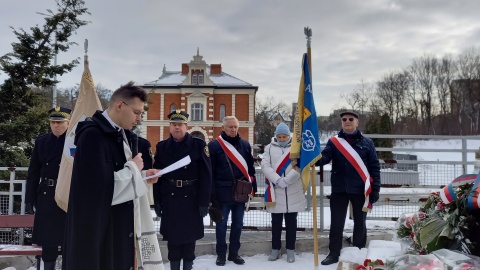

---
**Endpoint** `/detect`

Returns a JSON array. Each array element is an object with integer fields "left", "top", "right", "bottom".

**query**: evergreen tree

[
  {"left": 0, "top": 0, "right": 90, "bottom": 167},
  {"left": 365, "top": 113, "right": 393, "bottom": 160},
  {"left": 377, "top": 113, "right": 393, "bottom": 160}
]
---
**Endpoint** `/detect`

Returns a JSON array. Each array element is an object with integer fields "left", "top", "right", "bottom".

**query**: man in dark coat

[
  {"left": 25, "top": 106, "right": 72, "bottom": 270},
  {"left": 137, "top": 135, "right": 155, "bottom": 206},
  {"left": 316, "top": 111, "right": 381, "bottom": 265},
  {"left": 152, "top": 109, "right": 212, "bottom": 270},
  {"left": 208, "top": 116, "right": 257, "bottom": 266},
  {"left": 62, "top": 82, "right": 160, "bottom": 270},
  {"left": 138, "top": 136, "right": 153, "bottom": 169}
]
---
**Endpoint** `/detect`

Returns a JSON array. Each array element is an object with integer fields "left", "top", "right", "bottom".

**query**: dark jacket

[
  {"left": 316, "top": 130, "right": 381, "bottom": 194},
  {"left": 138, "top": 136, "right": 153, "bottom": 170},
  {"left": 208, "top": 132, "right": 257, "bottom": 203},
  {"left": 25, "top": 132, "right": 66, "bottom": 246},
  {"left": 63, "top": 111, "right": 135, "bottom": 270},
  {"left": 152, "top": 133, "right": 212, "bottom": 244}
]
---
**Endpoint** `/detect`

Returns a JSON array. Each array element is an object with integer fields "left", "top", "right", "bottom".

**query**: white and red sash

[
  {"left": 264, "top": 150, "right": 291, "bottom": 207},
  {"left": 331, "top": 136, "right": 373, "bottom": 212},
  {"left": 217, "top": 136, "right": 252, "bottom": 182}
]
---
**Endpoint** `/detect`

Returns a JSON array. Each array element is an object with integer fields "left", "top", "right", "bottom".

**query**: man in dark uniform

[
  {"left": 138, "top": 136, "right": 153, "bottom": 170},
  {"left": 152, "top": 109, "right": 212, "bottom": 270},
  {"left": 137, "top": 134, "right": 155, "bottom": 205},
  {"left": 25, "top": 106, "right": 72, "bottom": 270}
]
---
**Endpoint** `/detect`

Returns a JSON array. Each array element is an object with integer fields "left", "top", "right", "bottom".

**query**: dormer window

[
  {"left": 192, "top": 73, "right": 197, "bottom": 84},
  {"left": 191, "top": 70, "right": 204, "bottom": 85}
]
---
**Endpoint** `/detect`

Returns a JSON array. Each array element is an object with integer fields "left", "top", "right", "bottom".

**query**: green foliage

[
  {"left": 419, "top": 219, "right": 448, "bottom": 249},
  {"left": 365, "top": 112, "right": 393, "bottom": 160},
  {"left": 396, "top": 185, "right": 480, "bottom": 256},
  {"left": 0, "top": 0, "right": 90, "bottom": 166}
]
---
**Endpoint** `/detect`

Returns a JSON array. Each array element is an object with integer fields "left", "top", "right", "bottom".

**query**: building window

[
  {"left": 170, "top": 103, "right": 176, "bottom": 112},
  {"left": 219, "top": 104, "right": 226, "bottom": 122},
  {"left": 191, "top": 73, "right": 197, "bottom": 85},
  {"left": 191, "top": 70, "right": 204, "bottom": 85},
  {"left": 191, "top": 103, "right": 203, "bottom": 121}
]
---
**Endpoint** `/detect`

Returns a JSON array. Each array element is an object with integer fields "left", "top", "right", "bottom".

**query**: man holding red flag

[
  {"left": 209, "top": 116, "right": 257, "bottom": 266},
  {"left": 316, "top": 110, "right": 381, "bottom": 265}
]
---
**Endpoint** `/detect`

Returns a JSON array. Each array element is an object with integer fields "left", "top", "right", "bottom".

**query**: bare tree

[
  {"left": 255, "top": 96, "right": 289, "bottom": 146},
  {"left": 435, "top": 54, "right": 456, "bottom": 134},
  {"left": 373, "top": 70, "right": 410, "bottom": 133},
  {"left": 411, "top": 54, "right": 438, "bottom": 134},
  {"left": 345, "top": 79, "right": 373, "bottom": 114},
  {"left": 455, "top": 47, "right": 480, "bottom": 134}
]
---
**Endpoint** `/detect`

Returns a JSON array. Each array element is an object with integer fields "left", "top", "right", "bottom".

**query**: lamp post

[{"left": 36, "top": 10, "right": 57, "bottom": 107}]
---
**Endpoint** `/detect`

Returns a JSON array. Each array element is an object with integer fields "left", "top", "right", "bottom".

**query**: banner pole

[{"left": 311, "top": 165, "right": 319, "bottom": 268}]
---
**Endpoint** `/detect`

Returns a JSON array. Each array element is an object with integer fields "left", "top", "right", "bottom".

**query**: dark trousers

[
  {"left": 215, "top": 201, "right": 245, "bottom": 256},
  {"left": 329, "top": 192, "right": 367, "bottom": 256},
  {"left": 42, "top": 246, "right": 59, "bottom": 262},
  {"left": 167, "top": 241, "right": 196, "bottom": 262},
  {"left": 271, "top": 212, "right": 298, "bottom": 250}
]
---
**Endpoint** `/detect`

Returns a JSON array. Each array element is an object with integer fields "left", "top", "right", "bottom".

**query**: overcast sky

[{"left": 2, "top": 0, "right": 480, "bottom": 116}]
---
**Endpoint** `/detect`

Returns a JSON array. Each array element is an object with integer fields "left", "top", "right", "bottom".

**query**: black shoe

[
  {"left": 228, "top": 255, "right": 245, "bottom": 265},
  {"left": 216, "top": 255, "right": 226, "bottom": 266},
  {"left": 321, "top": 254, "right": 339, "bottom": 265}
]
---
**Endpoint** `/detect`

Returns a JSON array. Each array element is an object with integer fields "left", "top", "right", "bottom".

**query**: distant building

[
  {"left": 267, "top": 111, "right": 292, "bottom": 129},
  {"left": 140, "top": 49, "right": 258, "bottom": 152}
]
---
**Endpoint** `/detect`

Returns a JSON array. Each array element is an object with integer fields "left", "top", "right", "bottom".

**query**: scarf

[
  {"left": 121, "top": 141, "right": 164, "bottom": 269},
  {"left": 264, "top": 148, "right": 291, "bottom": 207}
]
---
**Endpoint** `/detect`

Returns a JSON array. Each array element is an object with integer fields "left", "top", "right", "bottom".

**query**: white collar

[{"left": 102, "top": 110, "right": 122, "bottom": 131}]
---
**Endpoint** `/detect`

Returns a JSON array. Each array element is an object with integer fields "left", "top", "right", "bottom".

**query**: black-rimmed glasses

[{"left": 342, "top": 117, "right": 355, "bottom": 122}]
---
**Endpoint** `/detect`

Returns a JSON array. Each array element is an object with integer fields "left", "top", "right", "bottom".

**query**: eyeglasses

[
  {"left": 122, "top": 101, "right": 143, "bottom": 116},
  {"left": 342, "top": 117, "right": 355, "bottom": 122}
]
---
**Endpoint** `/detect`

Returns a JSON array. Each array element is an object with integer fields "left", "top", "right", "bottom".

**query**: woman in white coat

[{"left": 261, "top": 122, "right": 305, "bottom": 263}]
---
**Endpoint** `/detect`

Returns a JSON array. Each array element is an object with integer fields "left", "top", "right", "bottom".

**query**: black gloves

[
  {"left": 25, "top": 203, "right": 35, "bottom": 215},
  {"left": 251, "top": 176, "right": 257, "bottom": 194},
  {"left": 369, "top": 191, "right": 380, "bottom": 204},
  {"left": 208, "top": 199, "right": 223, "bottom": 223},
  {"left": 199, "top": 206, "right": 208, "bottom": 217},
  {"left": 154, "top": 204, "right": 162, "bottom": 217}
]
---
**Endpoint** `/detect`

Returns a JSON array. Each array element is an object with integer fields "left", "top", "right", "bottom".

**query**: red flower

[
  {"left": 436, "top": 200, "right": 446, "bottom": 211},
  {"left": 364, "top": 259, "right": 372, "bottom": 265},
  {"left": 356, "top": 265, "right": 366, "bottom": 270},
  {"left": 417, "top": 212, "right": 426, "bottom": 220}
]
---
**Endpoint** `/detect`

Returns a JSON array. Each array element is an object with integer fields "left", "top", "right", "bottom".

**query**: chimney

[
  {"left": 211, "top": 64, "right": 222, "bottom": 75},
  {"left": 182, "top": 63, "right": 189, "bottom": 74}
]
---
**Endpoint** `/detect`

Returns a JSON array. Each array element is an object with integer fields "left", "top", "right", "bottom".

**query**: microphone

[{"left": 130, "top": 133, "right": 139, "bottom": 157}]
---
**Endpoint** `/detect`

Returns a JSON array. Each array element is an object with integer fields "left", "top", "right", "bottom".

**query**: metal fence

[{"left": 2, "top": 134, "right": 480, "bottom": 241}]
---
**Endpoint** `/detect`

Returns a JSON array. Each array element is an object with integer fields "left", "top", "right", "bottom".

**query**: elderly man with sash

[
  {"left": 208, "top": 116, "right": 257, "bottom": 266},
  {"left": 316, "top": 110, "right": 381, "bottom": 265},
  {"left": 152, "top": 109, "right": 212, "bottom": 270}
]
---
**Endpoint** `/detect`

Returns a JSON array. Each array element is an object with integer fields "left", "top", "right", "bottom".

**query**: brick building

[{"left": 140, "top": 49, "right": 258, "bottom": 152}]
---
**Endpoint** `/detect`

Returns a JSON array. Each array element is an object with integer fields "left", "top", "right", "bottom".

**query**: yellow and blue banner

[{"left": 290, "top": 53, "right": 321, "bottom": 191}]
